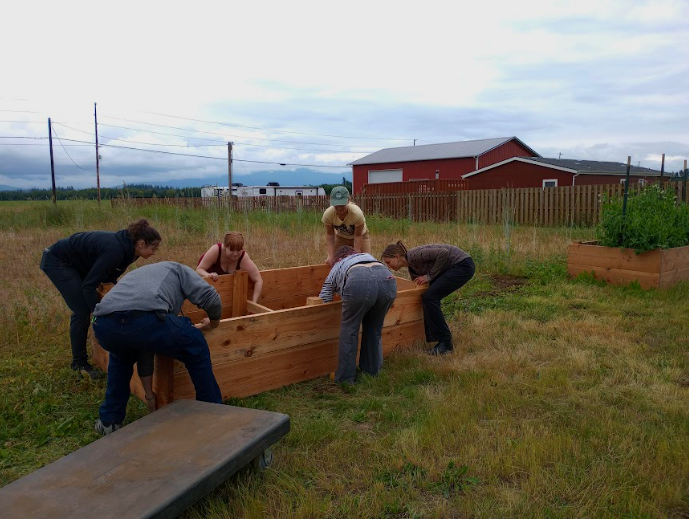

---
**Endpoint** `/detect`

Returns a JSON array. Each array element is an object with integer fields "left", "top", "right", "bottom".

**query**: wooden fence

[{"left": 112, "top": 182, "right": 688, "bottom": 227}]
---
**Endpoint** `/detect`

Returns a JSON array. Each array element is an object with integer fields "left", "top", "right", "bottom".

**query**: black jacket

[{"left": 49, "top": 229, "right": 137, "bottom": 312}]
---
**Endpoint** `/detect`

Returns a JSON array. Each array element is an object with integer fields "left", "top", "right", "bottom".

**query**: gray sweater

[
  {"left": 406, "top": 244, "right": 471, "bottom": 283},
  {"left": 94, "top": 261, "right": 222, "bottom": 320}
]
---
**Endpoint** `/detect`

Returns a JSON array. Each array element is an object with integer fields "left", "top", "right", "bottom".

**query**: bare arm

[
  {"left": 140, "top": 375, "right": 156, "bottom": 412},
  {"left": 196, "top": 244, "right": 220, "bottom": 281},
  {"left": 241, "top": 252, "right": 264, "bottom": 303},
  {"left": 325, "top": 225, "right": 336, "bottom": 266},
  {"left": 353, "top": 224, "right": 364, "bottom": 252}
]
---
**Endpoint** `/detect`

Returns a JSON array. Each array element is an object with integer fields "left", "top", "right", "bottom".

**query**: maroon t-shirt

[{"left": 198, "top": 243, "right": 244, "bottom": 275}]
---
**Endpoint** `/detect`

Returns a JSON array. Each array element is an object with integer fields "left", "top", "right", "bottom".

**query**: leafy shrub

[{"left": 596, "top": 184, "right": 689, "bottom": 252}]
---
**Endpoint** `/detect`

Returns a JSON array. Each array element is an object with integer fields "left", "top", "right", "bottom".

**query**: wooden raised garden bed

[
  {"left": 567, "top": 240, "right": 689, "bottom": 289},
  {"left": 93, "top": 264, "right": 426, "bottom": 406}
]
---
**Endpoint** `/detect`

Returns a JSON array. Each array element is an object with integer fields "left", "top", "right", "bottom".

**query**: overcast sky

[{"left": 1, "top": 0, "right": 687, "bottom": 190}]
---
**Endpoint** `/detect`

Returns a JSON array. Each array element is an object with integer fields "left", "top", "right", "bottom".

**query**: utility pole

[
  {"left": 682, "top": 159, "right": 689, "bottom": 203},
  {"left": 558, "top": 152, "right": 562, "bottom": 159},
  {"left": 622, "top": 156, "right": 631, "bottom": 219},
  {"left": 94, "top": 102, "right": 101, "bottom": 206},
  {"left": 227, "top": 142, "right": 233, "bottom": 195},
  {"left": 48, "top": 118, "right": 56, "bottom": 205},
  {"left": 660, "top": 153, "right": 665, "bottom": 184}
]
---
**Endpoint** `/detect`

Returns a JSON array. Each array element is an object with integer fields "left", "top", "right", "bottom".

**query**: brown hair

[
  {"left": 381, "top": 240, "right": 408, "bottom": 259},
  {"left": 334, "top": 245, "right": 357, "bottom": 263},
  {"left": 128, "top": 218, "right": 161, "bottom": 245},
  {"left": 223, "top": 231, "right": 244, "bottom": 251}
]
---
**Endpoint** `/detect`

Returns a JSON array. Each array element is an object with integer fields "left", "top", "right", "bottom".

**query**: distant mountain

[
  {"left": 157, "top": 168, "right": 352, "bottom": 189},
  {"left": 0, "top": 185, "right": 18, "bottom": 191}
]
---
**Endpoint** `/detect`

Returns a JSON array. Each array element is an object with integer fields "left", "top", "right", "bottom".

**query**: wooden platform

[
  {"left": 93, "top": 264, "right": 426, "bottom": 406},
  {"left": 0, "top": 400, "right": 290, "bottom": 519}
]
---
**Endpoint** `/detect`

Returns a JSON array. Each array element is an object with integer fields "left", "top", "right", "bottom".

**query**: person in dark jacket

[
  {"left": 92, "top": 261, "right": 223, "bottom": 435},
  {"left": 382, "top": 241, "right": 475, "bottom": 356},
  {"left": 40, "top": 218, "right": 161, "bottom": 378}
]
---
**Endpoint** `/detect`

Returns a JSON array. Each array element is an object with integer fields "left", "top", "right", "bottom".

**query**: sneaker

[
  {"left": 428, "top": 341, "right": 454, "bottom": 356},
  {"left": 95, "top": 419, "right": 122, "bottom": 436},
  {"left": 72, "top": 362, "right": 103, "bottom": 380}
]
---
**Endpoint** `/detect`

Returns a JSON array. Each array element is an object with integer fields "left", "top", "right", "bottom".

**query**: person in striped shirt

[{"left": 319, "top": 246, "right": 397, "bottom": 384}]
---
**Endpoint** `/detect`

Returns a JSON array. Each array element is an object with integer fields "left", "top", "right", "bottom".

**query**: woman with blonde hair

[
  {"left": 382, "top": 241, "right": 475, "bottom": 356},
  {"left": 196, "top": 231, "right": 263, "bottom": 303}
]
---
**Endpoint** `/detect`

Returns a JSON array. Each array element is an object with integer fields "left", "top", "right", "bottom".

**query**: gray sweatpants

[{"left": 335, "top": 264, "right": 397, "bottom": 383}]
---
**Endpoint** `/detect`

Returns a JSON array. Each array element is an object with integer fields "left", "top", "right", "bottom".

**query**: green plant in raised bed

[{"left": 596, "top": 184, "right": 689, "bottom": 252}]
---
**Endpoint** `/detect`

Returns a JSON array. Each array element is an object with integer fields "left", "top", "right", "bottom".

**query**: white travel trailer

[{"left": 201, "top": 184, "right": 326, "bottom": 198}]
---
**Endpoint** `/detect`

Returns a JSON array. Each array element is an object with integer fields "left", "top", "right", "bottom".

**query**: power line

[
  {"left": 53, "top": 122, "right": 370, "bottom": 153},
  {"left": 97, "top": 116, "right": 380, "bottom": 148},
  {"left": 50, "top": 124, "right": 89, "bottom": 171},
  {"left": 0, "top": 136, "right": 47, "bottom": 139},
  {"left": 139, "top": 110, "right": 410, "bottom": 141},
  {"left": 59, "top": 137, "right": 348, "bottom": 168}
]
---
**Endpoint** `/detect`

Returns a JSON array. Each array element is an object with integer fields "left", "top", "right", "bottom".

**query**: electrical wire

[
  {"left": 138, "top": 110, "right": 410, "bottom": 141},
  {"left": 97, "top": 117, "right": 380, "bottom": 148},
  {"left": 50, "top": 124, "right": 89, "bottom": 171},
  {"left": 58, "top": 137, "right": 349, "bottom": 168},
  {"left": 52, "top": 122, "right": 368, "bottom": 154}
]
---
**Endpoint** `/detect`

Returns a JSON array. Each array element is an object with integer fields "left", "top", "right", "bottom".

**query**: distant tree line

[
  {"left": 0, "top": 185, "right": 201, "bottom": 201},
  {"left": 0, "top": 180, "right": 354, "bottom": 201}
]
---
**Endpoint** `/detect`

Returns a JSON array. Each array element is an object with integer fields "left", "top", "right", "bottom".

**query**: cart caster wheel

[{"left": 252, "top": 449, "right": 273, "bottom": 471}]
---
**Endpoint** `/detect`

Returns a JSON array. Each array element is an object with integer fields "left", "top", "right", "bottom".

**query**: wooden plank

[
  {"left": 0, "top": 400, "right": 289, "bottom": 519},
  {"left": 567, "top": 264, "right": 660, "bottom": 289},
  {"left": 246, "top": 300, "right": 274, "bottom": 314},
  {"left": 193, "top": 287, "right": 425, "bottom": 369},
  {"left": 567, "top": 242, "right": 661, "bottom": 272},
  {"left": 659, "top": 245, "right": 689, "bottom": 271},
  {"left": 252, "top": 264, "right": 331, "bottom": 306},
  {"left": 232, "top": 271, "right": 248, "bottom": 318},
  {"left": 172, "top": 320, "right": 426, "bottom": 400},
  {"left": 659, "top": 265, "right": 689, "bottom": 288}
]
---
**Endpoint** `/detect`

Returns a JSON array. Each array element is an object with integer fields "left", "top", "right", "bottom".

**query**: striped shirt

[{"left": 319, "top": 253, "right": 381, "bottom": 302}]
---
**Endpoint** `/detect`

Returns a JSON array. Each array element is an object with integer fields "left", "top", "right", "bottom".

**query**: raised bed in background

[
  {"left": 93, "top": 264, "right": 426, "bottom": 406},
  {"left": 567, "top": 240, "right": 689, "bottom": 289}
]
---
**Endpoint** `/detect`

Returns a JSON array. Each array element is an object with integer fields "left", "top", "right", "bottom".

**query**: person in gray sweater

[
  {"left": 92, "top": 261, "right": 223, "bottom": 435},
  {"left": 382, "top": 241, "right": 475, "bottom": 355}
]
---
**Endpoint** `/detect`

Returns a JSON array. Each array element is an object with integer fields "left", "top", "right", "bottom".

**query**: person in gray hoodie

[{"left": 92, "top": 261, "right": 223, "bottom": 435}]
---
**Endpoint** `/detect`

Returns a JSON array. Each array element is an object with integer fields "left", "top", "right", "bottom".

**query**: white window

[
  {"left": 638, "top": 179, "right": 647, "bottom": 186},
  {"left": 368, "top": 169, "right": 403, "bottom": 184},
  {"left": 620, "top": 179, "right": 626, "bottom": 184},
  {"left": 542, "top": 179, "right": 558, "bottom": 188}
]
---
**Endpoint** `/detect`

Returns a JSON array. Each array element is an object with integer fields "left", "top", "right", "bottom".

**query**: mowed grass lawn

[{"left": 0, "top": 201, "right": 687, "bottom": 518}]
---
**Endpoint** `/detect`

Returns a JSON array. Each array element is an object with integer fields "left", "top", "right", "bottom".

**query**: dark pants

[
  {"left": 40, "top": 249, "right": 91, "bottom": 368},
  {"left": 336, "top": 265, "right": 397, "bottom": 384},
  {"left": 94, "top": 311, "right": 222, "bottom": 424},
  {"left": 422, "top": 257, "right": 475, "bottom": 343}
]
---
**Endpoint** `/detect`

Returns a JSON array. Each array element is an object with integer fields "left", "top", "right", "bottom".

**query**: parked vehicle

[{"left": 201, "top": 184, "right": 325, "bottom": 198}]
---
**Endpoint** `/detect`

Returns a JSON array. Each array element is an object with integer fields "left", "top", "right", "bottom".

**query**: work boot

[
  {"left": 428, "top": 341, "right": 454, "bottom": 356},
  {"left": 94, "top": 419, "right": 122, "bottom": 436},
  {"left": 72, "top": 361, "right": 103, "bottom": 380}
]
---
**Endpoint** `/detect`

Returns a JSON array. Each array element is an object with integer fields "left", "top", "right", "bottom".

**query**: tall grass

[{"left": 1, "top": 201, "right": 687, "bottom": 518}]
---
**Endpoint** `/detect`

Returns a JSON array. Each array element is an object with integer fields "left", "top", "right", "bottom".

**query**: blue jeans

[
  {"left": 422, "top": 257, "right": 476, "bottom": 343},
  {"left": 93, "top": 311, "right": 222, "bottom": 424},
  {"left": 336, "top": 265, "right": 397, "bottom": 384},
  {"left": 40, "top": 249, "right": 91, "bottom": 367}
]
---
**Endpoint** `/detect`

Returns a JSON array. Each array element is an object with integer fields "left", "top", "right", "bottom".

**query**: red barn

[
  {"left": 349, "top": 137, "right": 539, "bottom": 194},
  {"left": 462, "top": 157, "right": 663, "bottom": 189}
]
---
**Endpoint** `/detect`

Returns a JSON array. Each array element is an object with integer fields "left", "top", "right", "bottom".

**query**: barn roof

[
  {"left": 349, "top": 137, "right": 539, "bottom": 166},
  {"left": 462, "top": 157, "right": 662, "bottom": 178}
]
